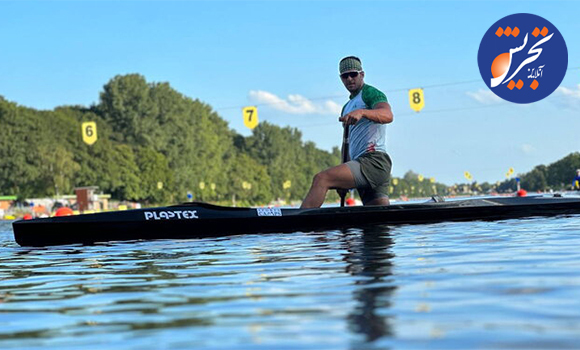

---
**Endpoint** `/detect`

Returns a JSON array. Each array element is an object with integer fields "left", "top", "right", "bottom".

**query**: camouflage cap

[{"left": 339, "top": 56, "right": 362, "bottom": 74}]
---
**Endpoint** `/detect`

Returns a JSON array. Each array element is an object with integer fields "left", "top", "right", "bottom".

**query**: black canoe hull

[{"left": 12, "top": 196, "right": 580, "bottom": 247}]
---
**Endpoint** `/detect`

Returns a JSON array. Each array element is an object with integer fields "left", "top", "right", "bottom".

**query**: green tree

[
  {"left": 545, "top": 152, "right": 580, "bottom": 189},
  {"left": 241, "top": 122, "right": 339, "bottom": 202},
  {"left": 225, "top": 152, "right": 272, "bottom": 205},
  {"left": 97, "top": 74, "right": 234, "bottom": 201},
  {"left": 97, "top": 74, "right": 158, "bottom": 145},
  {"left": 106, "top": 144, "right": 143, "bottom": 201},
  {"left": 523, "top": 165, "right": 548, "bottom": 192},
  {"left": 134, "top": 146, "right": 174, "bottom": 204},
  {"left": 37, "top": 145, "right": 81, "bottom": 196},
  {"left": 0, "top": 98, "right": 46, "bottom": 197}
]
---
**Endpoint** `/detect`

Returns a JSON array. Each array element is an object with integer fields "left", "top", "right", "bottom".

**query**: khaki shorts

[{"left": 345, "top": 152, "right": 392, "bottom": 204}]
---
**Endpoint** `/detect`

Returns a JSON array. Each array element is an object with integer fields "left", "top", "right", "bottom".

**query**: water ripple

[{"left": 2, "top": 217, "right": 580, "bottom": 349}]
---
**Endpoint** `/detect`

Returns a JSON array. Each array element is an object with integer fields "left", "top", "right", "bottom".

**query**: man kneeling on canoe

[{"left": 301, "top": 56, "right": 394, "bottom": 208}]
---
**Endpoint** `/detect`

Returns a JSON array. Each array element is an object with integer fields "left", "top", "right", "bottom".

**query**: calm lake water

[{"left": 2, "top": 214, "right": 580, "bottom": 349}]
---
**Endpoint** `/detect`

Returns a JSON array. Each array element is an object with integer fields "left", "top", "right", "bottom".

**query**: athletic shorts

[{"left": 345, "top": 152, "right": 392, "bottom": 205}]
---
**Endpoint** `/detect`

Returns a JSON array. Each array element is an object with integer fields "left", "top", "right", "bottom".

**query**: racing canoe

[{"left": 12, "top": 195, "right": 580, "bottom": 247}]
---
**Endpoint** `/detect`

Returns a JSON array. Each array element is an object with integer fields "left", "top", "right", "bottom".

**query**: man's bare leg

[{"left": 301, "top": 164, "right": 356, "bottom": 208}]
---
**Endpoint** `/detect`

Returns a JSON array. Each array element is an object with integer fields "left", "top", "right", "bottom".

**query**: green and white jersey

[{"left": 341, "top": 84, "right": 389, "bottom": 160}]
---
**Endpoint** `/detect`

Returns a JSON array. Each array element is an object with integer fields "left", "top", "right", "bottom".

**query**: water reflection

[
  {"left": 5, "top": 216, "right": 580, "bottom": 349},
  {"left": 340, "top": 225, "right": 396, "bottom": 344}
]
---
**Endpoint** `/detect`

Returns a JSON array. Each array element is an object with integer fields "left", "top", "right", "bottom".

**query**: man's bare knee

[{"left": 312, "top": 172, "right": 331, "bottom": 188}]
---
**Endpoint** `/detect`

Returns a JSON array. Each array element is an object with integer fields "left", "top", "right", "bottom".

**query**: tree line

[
  {"left": 0, "top": 74, "right": 342, "bottom": 205},
  {"left": 1, "top": 74, "right": 578, "bottom": 205}
]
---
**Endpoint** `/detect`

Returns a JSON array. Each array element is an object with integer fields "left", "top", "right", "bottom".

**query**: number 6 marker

[{"left": 81, "top": 121, "right": 98, "bottom": 145}]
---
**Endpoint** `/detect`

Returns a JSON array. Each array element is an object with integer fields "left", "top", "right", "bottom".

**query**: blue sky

[{"left": 1, "top": 1, "right": 579, "bottom": 185}]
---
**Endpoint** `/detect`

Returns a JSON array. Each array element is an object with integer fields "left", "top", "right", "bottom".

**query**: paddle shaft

[{"left": 340, "top": 124, "right": 350, "bottom": 207}]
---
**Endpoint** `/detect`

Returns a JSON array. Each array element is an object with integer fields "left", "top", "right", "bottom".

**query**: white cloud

[
  {"left": 466, "top": 89, "right": 503, "bottom": 104},
  {"left": 558, "top": 84, "right": 580, "bottom": 99},
  {"left": 249, "top": 90, "right": 342, "bottom": 115},
  {"left": 552, "top": 84, "right": 580, "bottom": 108},
  {"left": 520, "top": 144, "right": 535, "bottom": 154},
  {"left": 544, "top": 85, "right": 580, "bottom": 109}
]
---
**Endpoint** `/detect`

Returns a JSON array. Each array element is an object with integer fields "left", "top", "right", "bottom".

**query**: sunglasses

[{"left": 340, "top": 71, "right": 360, "bottom": 79}]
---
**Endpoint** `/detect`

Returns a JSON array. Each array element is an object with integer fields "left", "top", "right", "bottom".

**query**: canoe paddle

[{"left": 339, "top": 124, "right": 350, "bottom": 207}]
